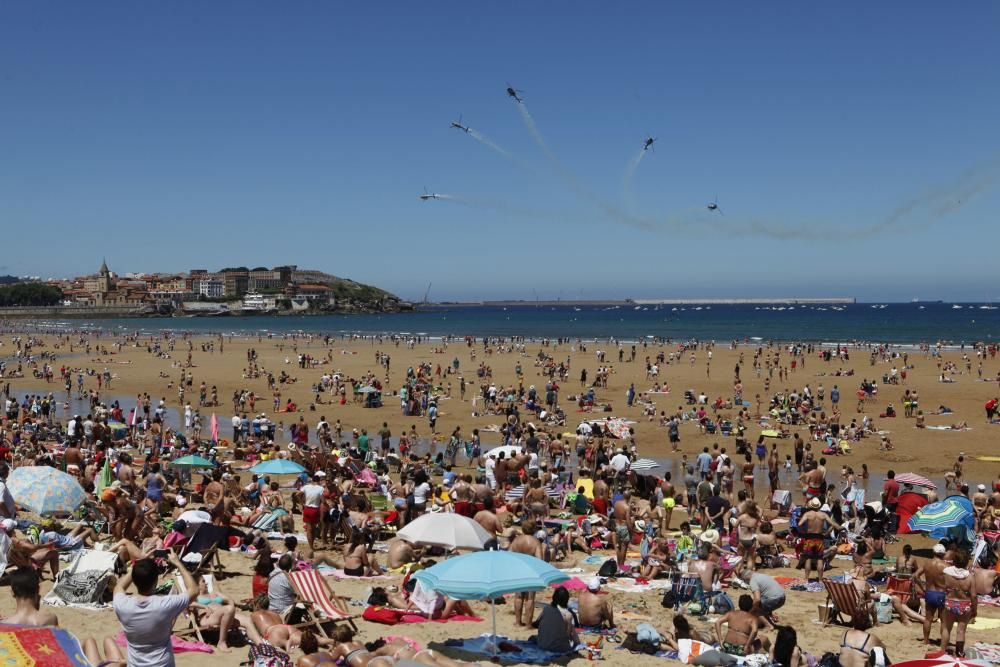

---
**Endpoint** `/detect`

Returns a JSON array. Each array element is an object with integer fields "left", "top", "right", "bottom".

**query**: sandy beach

[{"left": 3, "top": 331, "right": 1000, "bottom": 666}]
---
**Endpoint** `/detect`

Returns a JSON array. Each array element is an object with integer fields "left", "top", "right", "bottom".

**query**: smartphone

[{"left": 153, "top": 549, "right": 169, "bottom": 558}]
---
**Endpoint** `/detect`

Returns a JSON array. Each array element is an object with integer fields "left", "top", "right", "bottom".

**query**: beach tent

[{"left": 894, "top": 491, "right": 930, "bottom": 535}]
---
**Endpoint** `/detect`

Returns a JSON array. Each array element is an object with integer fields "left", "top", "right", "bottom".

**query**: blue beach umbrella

[
  {"left": 413, "top": 550, "right": 569, "bottom": 656},
  {"left": 907, "top": 496, "right": 976, "bottom": 543},
  {"left": 170, "top": 454, "right": 216, "bottom": 468},
  {"left": 250, "top": 459, "right": 306, "bottom": 475},
  {"left": 7, "top": 466, "right": 86, "bottom": 516}
]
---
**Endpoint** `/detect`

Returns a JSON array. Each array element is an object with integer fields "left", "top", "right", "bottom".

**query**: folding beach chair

[
  {"left": 822, "top": 578, "right": 873, "bottom": 627},
  {"left": 885, "top": 574, "right": 913, "bottom": 607},
  {"left": 672, "top": 574, "right": 705, "bottom": 604},
  {"left": 171, "top": 574, "right": 207, "bottom": 642},
  {"left": 180, "top": 524, "right": 233, "bottom": 580},
  {"left": 286, "top": 568, "right": 360, "bottom": 637}
]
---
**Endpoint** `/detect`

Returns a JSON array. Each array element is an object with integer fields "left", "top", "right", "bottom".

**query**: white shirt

[
  {"left": 610, "top": 453, "right": 630, "bottom": 472},
  {"left": 485, "top": 458, "right": 497, "bottom": 480},
  {"left": 302, "top": 483, "right": 324, "bottom": 508},
  {"left": 232, "top": 415, "right": 241, "bottom": 428}
]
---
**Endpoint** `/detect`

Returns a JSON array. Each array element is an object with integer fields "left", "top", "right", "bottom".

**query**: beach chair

[
  {"left": 369, "top": 494, "right": 390, "bottom": 511},
  {"left": 885, "top": 574, "right": 913, "bottom": 606},
  {"left": 771, "top": 490, "right": 792, "bottom": 517},
  {"left": 180, "top": 523, "right": 232, "bottom": 580},
  {"left": 822, "top": 578, "right": 872, "bottom": 627},
  {"left": 171, "top": 574, "right": 207, "bottom": 642},
  {"left": 285, "top": 569, "right": 360, "bottom": 637},
  {"left": 672, "top": 574, "right": 705, "bottom": 605}
]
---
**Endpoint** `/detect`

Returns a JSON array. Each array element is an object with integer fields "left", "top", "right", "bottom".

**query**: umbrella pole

[{"left": 491, "top": 599, "right": 497, "bottom": 659}]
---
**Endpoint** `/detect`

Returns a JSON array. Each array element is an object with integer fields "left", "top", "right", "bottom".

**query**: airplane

[
  {"left": 506, "top": 83, "right": 523, "bottom": 103},
  {"left": 643, "top": 136, "right": 657, "bottom": 151},
  {"left": 450, "top": 115, "right": 469, "bottom": 133},
  {"left": 419, "top": 188, "right": 441, "bottom": 201},
  {"left": 707, "top": 196, "right": 722, "bottom": 215}
]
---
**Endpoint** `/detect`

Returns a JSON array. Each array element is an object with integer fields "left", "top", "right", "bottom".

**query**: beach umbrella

[
  {"left": 356, "top": 386, "right": 378, "bottom": 394},
  {"left": 210, "top": 413, "right": 219, "bottom": 443},
  {"left": 894, "top": 473, "right": 936, "bottom": 489},
  {"left": 604, "top": 418, "right": 630, "bottom": 439},
  {"left": 893, "top": 658, "right": 991, "bottom": 667},
  {"left": 396, "top": 513, "right": 493, "bottom": 551},
  {"left": 177, "top": 509, "right": 212, "bottom": 525},
  {"left": 484, "top": 445, "right": 522, "bottom": 460},
  {"left": 170, "top": 454, "right": 216, "bottom": 468},
  {"left": 629, "top": 458, "right": 660, "bottom": 471},
  {"left": 250, "top": 459, "right": 306, "bottom": 475},
  {"left": 413, "top": 550, "right": 569, "bottom": 657},
  {"left": 6, "top": 466, "right": 86, "bottom": 516},
  {"left": 907, "top": 496, "right": 976, "bottom": 542},
  {"left": 107, "top": 421, "right": 128, "bottom": 439}
]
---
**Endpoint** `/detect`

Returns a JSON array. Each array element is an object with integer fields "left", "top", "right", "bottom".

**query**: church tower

[{"left": 97, "top": 258, "right": 111, "bottom": 294}]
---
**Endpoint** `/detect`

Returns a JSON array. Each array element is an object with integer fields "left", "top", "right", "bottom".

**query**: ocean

[{"left": 12, "top": 302, "right": 1000, "bottom": 344}]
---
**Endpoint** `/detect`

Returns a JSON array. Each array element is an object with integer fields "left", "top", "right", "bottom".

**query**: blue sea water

[{"left": 15, "top": 302, "right": 1000, "bottom": 344}]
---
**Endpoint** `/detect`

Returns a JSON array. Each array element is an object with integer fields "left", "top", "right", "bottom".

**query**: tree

[{"left": 0, "top": 283, "right": 64, "bottom": 307}]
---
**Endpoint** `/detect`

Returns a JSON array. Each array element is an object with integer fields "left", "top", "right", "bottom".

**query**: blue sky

[{"left": 2, "top": 2, "right": 999, "bottom": 302}]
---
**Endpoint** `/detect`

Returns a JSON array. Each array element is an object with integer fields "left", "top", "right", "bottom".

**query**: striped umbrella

[
  {"left": 629, "top": 458, "right": 660, "bottom": 471},
  {"left": 893, "top": 657, "right": 991, "bottom": 667},
  {"left": 894, "top": 473, "right": 936, "bottom": 489},
  {"left": 907, "top": 497, "right": 975, "bottom": 541},
  {"left": 7, "top": 466, "right": 86, "bottom": 516}
]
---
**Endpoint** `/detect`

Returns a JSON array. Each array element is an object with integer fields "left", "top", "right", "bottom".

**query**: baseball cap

[
  {"left": 933, "top": 544, "right": 946, "bottom": 555},
  {"left": 587, "top": 577, "right": 601, "bottom": 592}
]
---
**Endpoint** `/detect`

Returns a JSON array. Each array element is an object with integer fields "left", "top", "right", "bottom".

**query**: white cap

[
  {"left": 933, "top": 544, "right": 946, "bottom": 555},
  {"left": 587, "top": 577, "right": 601, "bottom": 592},
  {"left": 176, "top": 496, "right": 187, "bottom": 507},
  {"left": 315, "top": 471, "right": 327, "bottom": 478},
  {"left": 978, "top": 484, "right": 987, "bottom": 491},
  {"left": 0, "top": 519, "right": 15, "bottom": 533}
]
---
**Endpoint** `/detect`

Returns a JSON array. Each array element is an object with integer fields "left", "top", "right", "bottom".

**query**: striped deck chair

[
  {"left": 673, "top": 573, "right": 704, "bottom": 604},
  {"left": 822, "top": 578, "right": 872, "bottom": 627},
  {"left": 286, "top": 569, "right": 360, "bottom": 637}
]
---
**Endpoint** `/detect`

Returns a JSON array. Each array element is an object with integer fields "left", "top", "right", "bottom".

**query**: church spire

[{"left": 100, "top": 258, "right": 109, "bottom": 274}]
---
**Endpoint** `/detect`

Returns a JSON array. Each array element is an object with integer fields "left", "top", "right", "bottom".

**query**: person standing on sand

[{"left": 916, "top": 543, "right": 948, "bottom": 645}]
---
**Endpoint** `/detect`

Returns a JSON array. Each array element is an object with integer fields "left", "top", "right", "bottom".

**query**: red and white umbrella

[
  {"left": 894, "top": 656, "right": 991, "bottom": 667},
  {"left": 894, "top": 473, "right": 936, "bottom": 489}
]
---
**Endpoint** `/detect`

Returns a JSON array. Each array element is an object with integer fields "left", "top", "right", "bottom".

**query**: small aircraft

[
  {"left": 419, "top": 188, "right": 441, "bottom": 201},
  {"left": 506, "top": 83, "right": 523, "bottom": 103},
  {"left": 642, "top": 136, "right": 657, "bottom": 151},
  {"left": 707, "top": 196, "right": 722, "bottom": 215},
  {"left": 450, "top": 115, "right": 469, "bottom": 133}
]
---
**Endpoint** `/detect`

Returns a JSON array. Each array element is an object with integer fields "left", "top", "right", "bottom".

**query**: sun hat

[
  {"left": 933, "top": 544, "right": 946, "bottom": 555},
  {"left": 699, "top": 528, "right": 720, "bottom": 544},
  {"left": 587, "top": 577, "right": 601, "bottom": 592},
  {"left": 808, "top": 497, "right": 821, "bottom": 509},
  {"left": 634, "top": 520, "right": 647, "bottom": 532}
]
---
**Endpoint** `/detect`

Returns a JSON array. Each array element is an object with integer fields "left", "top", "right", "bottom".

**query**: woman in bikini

[
  {"left": 741, "top": 454, "right": 756, "bottom": 500},
  {"left": 320, "top": 626, "right": 473, "bottom": 666},
  {"left": 735, "top": 502, "right": 760, "bottom": 571},
  {"left": 941, "top": 549, "right": 977, "bottom": 657},
  {"left": 837, "top": 610, "right": 887, "bottom": 667}
]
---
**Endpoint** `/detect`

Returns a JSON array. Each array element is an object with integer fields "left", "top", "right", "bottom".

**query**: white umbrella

[
  {"left": 484, "top": 445, "right": 522, "bottom": 460},
  {"left": 177, "top": 509, "right": 212, "bottom": 525},
  {"left": 396, "top": 513, "right": 493, "bottom": 550},
  {"left": 577, "top": 422, "right": 593, "bottom": 435}
]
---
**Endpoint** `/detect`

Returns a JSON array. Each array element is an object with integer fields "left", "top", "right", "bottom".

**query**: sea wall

[{"left": 0, "top": 305, "right": 142, "bottom": 318}]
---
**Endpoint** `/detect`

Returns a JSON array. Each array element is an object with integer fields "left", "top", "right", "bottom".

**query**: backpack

[{"left": 598, "top": 559, "right": 618, "bottom": 577}]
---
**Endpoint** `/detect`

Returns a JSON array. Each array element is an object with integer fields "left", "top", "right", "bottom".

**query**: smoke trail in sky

[
  {"left": 430, "top": 192, "right": 599, "bottom": 224},
  {"left": 623, "top": 147, "right": 647, "bottom": 212},
  {"left": 466, "top": 128, "right": 511, "bottom": 159}
]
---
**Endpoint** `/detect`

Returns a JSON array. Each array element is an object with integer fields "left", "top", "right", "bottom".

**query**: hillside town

[{"left": 4, "top": 261, "right": 406, "bottom": 315}]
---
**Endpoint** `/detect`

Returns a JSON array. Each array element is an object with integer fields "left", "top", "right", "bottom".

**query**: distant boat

[{"left": 952, "top": 305, "right": 963, "bottom": 309}]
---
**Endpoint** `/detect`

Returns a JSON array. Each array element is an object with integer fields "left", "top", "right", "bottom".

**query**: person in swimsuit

[
  {"left": 837, "top": 610, "right": 886, "bottom": 667},
  {"left": 916, "top": 543, "right": 948, "bottom": 645},
  {"left": 342, "top": 530, "right": 383, "bottom": 577},
  {"left": 81, "top": 636, "right": 126, "bottom": 667},
  {"left": 735, "top": 501, "right": 760, "bottom": 570},
  {"left": 941, "top": 549, "right": 977, "bottom": 657},
  {"left": 189, "top": 578, "right": 254, "bottom": 653},
  {"left": 714, "top": 595, "right": 760, "bottom": 656}
]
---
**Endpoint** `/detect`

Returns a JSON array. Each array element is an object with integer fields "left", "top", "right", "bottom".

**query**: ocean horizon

[{"left": 7, "top": 301, "right": 1000, "bottom": 345}]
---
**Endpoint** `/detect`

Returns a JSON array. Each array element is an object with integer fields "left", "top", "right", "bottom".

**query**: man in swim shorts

[{"left": 916, "top": 543, "right": 948, "bottom": 645}]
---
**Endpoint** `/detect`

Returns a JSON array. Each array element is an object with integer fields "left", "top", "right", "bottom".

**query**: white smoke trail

[
  {"left": 430, "top": 193, "right": 600, "bottom": 224},
  {"left": 623, "top": 147, "right": 647, "bottom": 212},
  {"left": 466, "top": 128, "right": 511, "bottom": 159}
]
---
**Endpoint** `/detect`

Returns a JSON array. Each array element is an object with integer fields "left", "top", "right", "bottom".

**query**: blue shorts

[{"left": 925, "top": 590, "right": 945, "bottom": 610}]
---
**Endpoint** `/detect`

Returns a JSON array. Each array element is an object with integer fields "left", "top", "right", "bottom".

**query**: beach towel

[
  {"left": 970, "top": 616, "right": 1000, "bottom": 630},
  {"left": 0, "top": 626, "right": 91, "bottom": 666},
  {"left": 678, "top": 639, "right": 715, "bottom": 664},
  {"left": 114, "top": 631, "right": 214, "bottom": 654},
  {"left": 552, "top": 576, "right": 589, "bottom": 590},
  {"left": 439, "top": 635, "right": 576, "bottom": 664},
  {"left": 971, "top": 642, "right": 1000, "bottom": 663},
  {"left": 43, "top": 548, "right": 119, "bottom": 610},
  {"left": 316, "top": 565, "right": 394, "bottom": 580},
  {"left": 399, "top": 613, "right": 482, "bottom": 624}
]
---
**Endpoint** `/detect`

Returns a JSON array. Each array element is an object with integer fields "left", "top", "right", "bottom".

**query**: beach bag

[
  {"left": 598, "top": 558, "right": 618, "bottom": 577},
  {"left": 621, "top": 631, "right": 659, "bottom": 655},
  {"left": 247, "top": 642, "right": 293, "bottom": 667},
  {"left": 362, "top": 605, "right": 403, "bottom": 625}
]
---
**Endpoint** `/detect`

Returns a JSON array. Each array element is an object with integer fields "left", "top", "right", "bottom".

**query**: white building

[{"left": 198, "top": 277, "right": 225, "bottom": 298}]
